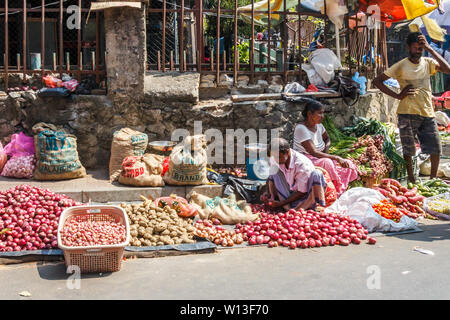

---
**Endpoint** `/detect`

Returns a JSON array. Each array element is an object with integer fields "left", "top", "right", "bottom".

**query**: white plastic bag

[
  {"left": 301, "top": 63, "right": 326, "bottom": 86},
  {"left": 284, "top": 82, "right": 306, "bottom": 94},
  {"left": 310, "top": 48, "right": 342, "bottom": 84},
  {"left": 322, "top": 0, "right": 348, "bottom": 29},
  {"left": 420, "top": 158, "right": 450, "bottom": 178},
  {"left": 325, "top": 187, "right": 419, "bottom": 232},
  {"left": 435, "top": 111, "right": 449, "bottom": 127}
]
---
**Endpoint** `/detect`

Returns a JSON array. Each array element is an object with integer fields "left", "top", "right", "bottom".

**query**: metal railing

[
  {"left": 146, "top": 0, "right": 340, "bottom": 85},
  {"left": 0, "top": 0, "right": 105, "bottom": 90}
]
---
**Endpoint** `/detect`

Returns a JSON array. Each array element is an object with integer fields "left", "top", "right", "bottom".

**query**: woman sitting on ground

[{"left": 293, "top": 100, "right": 358, "bottom": 195}]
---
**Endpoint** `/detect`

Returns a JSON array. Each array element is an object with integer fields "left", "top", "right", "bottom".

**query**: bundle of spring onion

[{"left": 322, "top": 115, "right": 356, "bottom": 147}]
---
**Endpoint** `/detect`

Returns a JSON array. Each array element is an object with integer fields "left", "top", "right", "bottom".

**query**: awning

[
  {"left": 358, "top": 0, "right": 440, "bottom": 22},
  {"left": 238, "top": 0, "right": 300, "bottom": 26}
]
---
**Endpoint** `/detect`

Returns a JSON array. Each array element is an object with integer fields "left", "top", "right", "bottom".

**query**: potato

[
  {"left": 157, "top": 241, "right": 164, "bottom": 246},
  {"left": 155, "top": 222, "right": 167, "bottom": 232},
  {"left": 130, "top": 230, "right": 138, "bottom": 237},
  {"left": 135, "top": 240, "right": 142, "bottom": 246},
  {"left": 170, "top": 231, "right": 178, "bottom": 238},
  {"left": 164, "top": 238, "right": 174, "bottom": 245},
  {"left": 161, "top": 229, "right": 170, "bottom": 236},
  {"left": 145, "top": 227, "right": 154, "bottom": 234},
  {"left": 144, "top": 233, "right": 152, "bottom": 240},
  {"left": 139, "top": 220, "right": 148, "bottom": 227}
]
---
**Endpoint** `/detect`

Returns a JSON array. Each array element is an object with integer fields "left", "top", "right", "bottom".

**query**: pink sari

[{"left": 305, "top": 154, "right": 359, "bottom": 196}]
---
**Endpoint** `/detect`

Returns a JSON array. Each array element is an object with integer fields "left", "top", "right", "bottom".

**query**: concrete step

[{"left": 0, "top": 169, "right": 223, "bottom": 203}]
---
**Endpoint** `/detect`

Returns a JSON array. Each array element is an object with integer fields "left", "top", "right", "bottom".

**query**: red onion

[
  {"left": 239, "top": 205, "right": 372, "bottom": 250},
  {"left": 0, "top": 185, "right": 78, "bottom": 251}
]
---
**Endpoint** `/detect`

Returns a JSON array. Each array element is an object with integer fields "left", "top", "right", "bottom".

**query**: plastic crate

[{"left": 57, "top": 205, "right": 130, "bottom": 273}]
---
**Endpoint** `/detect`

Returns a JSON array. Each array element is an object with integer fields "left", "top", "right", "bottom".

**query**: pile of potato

[{"left": 121, "top": 196, "right": 196, "bottom": 247}]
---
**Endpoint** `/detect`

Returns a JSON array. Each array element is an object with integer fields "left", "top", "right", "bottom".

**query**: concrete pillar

[{"left": 104, "top": 6, "right": 146, "bottom": 98}]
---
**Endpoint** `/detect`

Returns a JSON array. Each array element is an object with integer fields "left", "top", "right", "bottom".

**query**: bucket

[
  {"left": 30, "top": 53, "right": 41, "bottom": 70},
  {"left": 244, "top": 143, "right": 269, "bottom": 180}
]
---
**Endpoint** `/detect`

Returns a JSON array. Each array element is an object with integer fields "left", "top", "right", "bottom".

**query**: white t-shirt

[{"left": 293, "top": 123, "right": 326, "bottom": 154}]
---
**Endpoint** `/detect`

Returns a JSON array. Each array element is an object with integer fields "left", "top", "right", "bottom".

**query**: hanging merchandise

[
  {"left": 421, "top": 15, "right": 446, "bottom": 41},
  {"left": 401, "top": 0, "right": 439, "bottom": 20},
  {"left": 322, "top": 0, "right": 348, "bottom": 29},
  {"left": 359, "top": 0, "right": 407, "bottom": 22}
]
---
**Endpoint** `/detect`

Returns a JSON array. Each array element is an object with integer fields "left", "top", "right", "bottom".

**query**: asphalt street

[{"left": 0, "top": 219, "right": 449, "bottom": 300}]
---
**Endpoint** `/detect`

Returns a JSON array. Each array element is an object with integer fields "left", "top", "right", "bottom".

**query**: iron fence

[
  {"left": 146, "top": 0, "right": 388, "bottom": 85},
  {"left": 0, "top": 0, "right": 106, "bottom": 90}
]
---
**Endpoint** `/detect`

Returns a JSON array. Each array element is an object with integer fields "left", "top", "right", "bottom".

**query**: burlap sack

[
  {"left": 189, "top": 191, "right": 259, "bottom": 224},
  {"left": 109, "top": 128, "right": 148, "bottom": 182},
  {"left": 163, "top": 135, "right": 208, "bottom": 186},
  {"left": 32, "top": 122, "right": 86, "bottom": 180},
  {"left": 118, "top": 153, "right": 165, "bottom": 187}
]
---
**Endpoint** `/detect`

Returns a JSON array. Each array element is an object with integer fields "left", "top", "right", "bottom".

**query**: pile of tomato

[{"left": 372, "top": 199, "right": 403, "bottom": 223}]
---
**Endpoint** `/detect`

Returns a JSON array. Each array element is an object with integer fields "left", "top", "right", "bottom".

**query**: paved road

[{"left": 1, "top": 220, "right": 449, "bottom": 300}]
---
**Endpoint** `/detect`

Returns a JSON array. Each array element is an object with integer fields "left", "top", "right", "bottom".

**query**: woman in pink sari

[{"left": 293, "top": 100, "right": 358, "bottom": 195}]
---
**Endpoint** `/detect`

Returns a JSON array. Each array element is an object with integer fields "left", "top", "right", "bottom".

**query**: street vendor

[
  {"left": 262, "top": 138, "right": 327, "bottom": 211},
  {"left": 293, "top": 100, "right": 358, "bottom": 195},
  {"left": 373, "top": 32, "right": 450, "bottom": 183}
]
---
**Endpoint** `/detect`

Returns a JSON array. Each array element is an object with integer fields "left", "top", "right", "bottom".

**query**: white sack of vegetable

[
  {"left": 118, "top": 153, "right": 165, "bottom": 187},
  {"left": 189, "top": 191, "right": 259, "bottom": 225},
  {"left": 435, "top": 111, "right": 449, "bottom": 127},
  {"left": 325, "top": 187, "right": 418, "bottom": 233},
  {"left": 163, "top": 135, "right": 209, "bottom": 186},
  {"left": 420, "top": 159, "right": 450, "bottom": 178}
]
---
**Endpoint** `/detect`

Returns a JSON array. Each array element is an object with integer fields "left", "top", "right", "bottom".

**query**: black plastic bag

[
  {"left": 37, "top": 87, "right": 71, "bottom": 98},
  {"left": 329, "top": 75, "right": 360, "bottom": 106},
  {"left": 223, "top": 175, "right": 265, "bottom": 203}
]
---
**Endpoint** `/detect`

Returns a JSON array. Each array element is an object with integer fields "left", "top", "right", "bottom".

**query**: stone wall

[
  {"left": 104, "top": 7, "right": 147, "bottom": 98},
  {"left": 0, "top": 82, "right": 399, "bottom": 169}
]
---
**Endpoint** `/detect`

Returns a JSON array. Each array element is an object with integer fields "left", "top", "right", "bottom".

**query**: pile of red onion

[
  {"left": 237, "top": 206, "right": 375, "bottom": 249},
  {"left": 60, "top": 219, "right": 127, "bottom": 247},
  {"left": 0, "top": 185, "right": 78, "bottom": 252}
]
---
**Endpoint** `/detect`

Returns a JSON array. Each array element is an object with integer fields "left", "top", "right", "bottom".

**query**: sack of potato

[
  {"left": 189, "top": 191, "right": 260, "bottom": 225},
  {"left": 118, "top": 153, "right": 165, "bottom": 187},
  {"left": 109, "top": 128, "right": 148, "bottom": 182},
  {"left": 163, "top": 135, "right": 209, "bottom": 186}
]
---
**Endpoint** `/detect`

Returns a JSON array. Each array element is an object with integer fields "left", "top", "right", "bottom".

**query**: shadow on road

[
  {"left": 389, "top": 222, "right": 450, "bottom": 243},
  {"left": 36, "top": 262, "right": 113, "bottom": 280}
]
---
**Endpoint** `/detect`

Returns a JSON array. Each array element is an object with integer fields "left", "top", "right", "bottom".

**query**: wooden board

[{"left": 232, "top": 92, "right": 341, "bottom": 102}]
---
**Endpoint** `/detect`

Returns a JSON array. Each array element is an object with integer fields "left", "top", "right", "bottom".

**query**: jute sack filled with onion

[{"left": 118, "top": 153, "right": 165, "bottom": 187}]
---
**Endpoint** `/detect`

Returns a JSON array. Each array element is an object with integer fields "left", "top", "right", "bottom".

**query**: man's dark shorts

[{"left": 398, "top": 114, "right": 442, "bottom": 156}]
